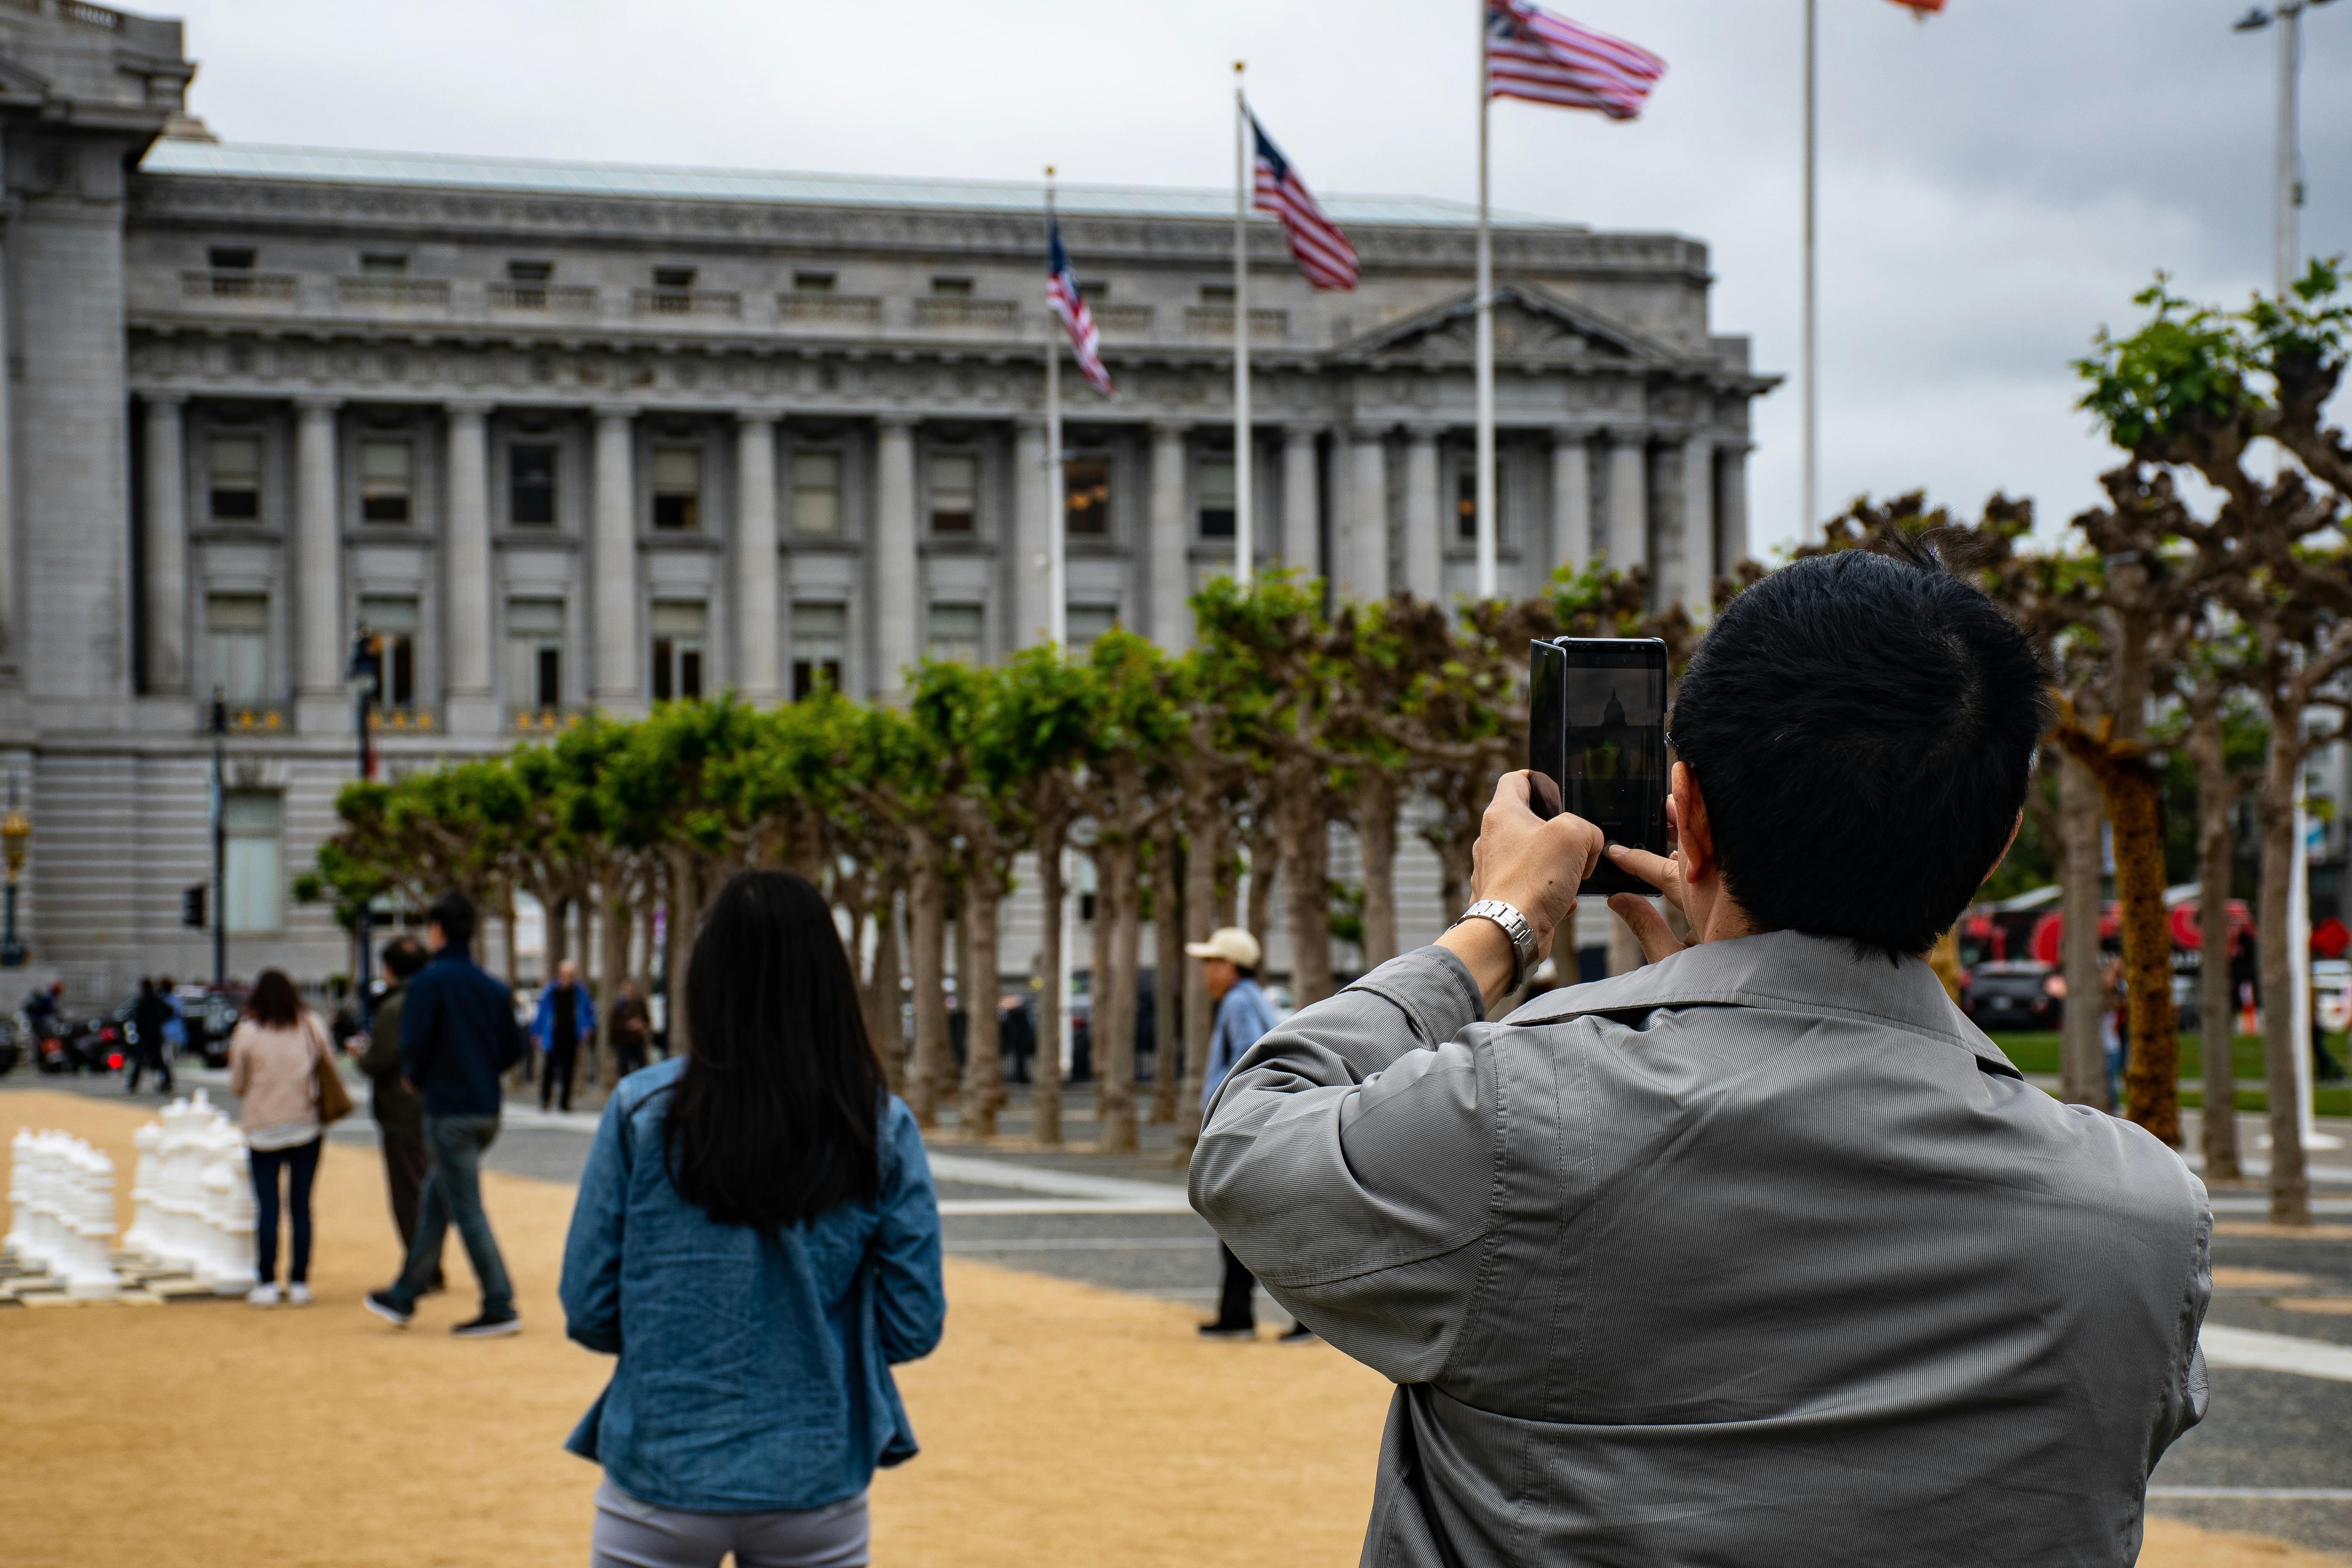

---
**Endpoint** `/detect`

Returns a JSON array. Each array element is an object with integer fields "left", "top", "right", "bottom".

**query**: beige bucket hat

[{"left": 1183, "top": 926, "right": 1262, "bottom": 969}]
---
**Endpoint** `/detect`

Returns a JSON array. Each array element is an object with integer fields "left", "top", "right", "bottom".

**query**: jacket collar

[{"left": 1506, "top": 929, "right": 2020, "bottom": 1079}]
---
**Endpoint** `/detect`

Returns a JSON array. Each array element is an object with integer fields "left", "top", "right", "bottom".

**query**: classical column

[
  {"left": 1281, "top": 423, "right": 1320, "bottom": 575},
  {"left": 142, "top": 395, "right": 189, "bottom": 695},
  {"left": 1718, "top": 443, "right": 1752, "bottom": 567},
  {"left": 443, "top": 401, "right": 496, "bottom": 735},
  {"left": 1344, "top": 425, "right": 1389, "bottom": 603},
  {"left": 1680, "top": 435, "right": 1716, "bottom": 618},
  {"left": 735, "top": 411, "right": 781, "bottom": 703},
  {"left": 1402, "top": 425, "right": 1442, "bottom": 604},
  {"left": 1605, "top": 430, "right": 1648, "bottom": 577},
  {"left": 591, "top": 405, "right": 640, "bottom": 713},
  {"left": 0, "top": 229, "right": 16, "bottom": 692},
  {"left": 292, "top": 397, "right": 345, "bottom": 731},
  {"left": 1012, "top": 416, "right": 1051, "bottom": 647},
  {"left": 874, "top": 416, "right": 920, "bottom": 698},
  {"left": 1149, "top": 422, "right": 1191, "bottom": 653},
  {"left": 1550, "top": 426, "right": 1592, "bottom": 579}
]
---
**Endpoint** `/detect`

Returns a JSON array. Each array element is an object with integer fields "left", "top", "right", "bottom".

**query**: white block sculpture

[
  {"left": 125, "top": 1094, "right": 257, "bottom": 1293},
  {"left": 1, "top": 1129, "right": 122, "bottom": 1297},
  {"left": 123, "top": 1121, "right": 162, "bottom": 1258}
]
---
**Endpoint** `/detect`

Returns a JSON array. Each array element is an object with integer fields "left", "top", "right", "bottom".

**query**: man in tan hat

[{"left": 1184, "top": 926, "right": 1308, "bottom": 1342}]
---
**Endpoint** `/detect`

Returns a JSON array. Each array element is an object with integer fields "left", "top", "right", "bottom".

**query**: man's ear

[
  {"left": 1982, "top": 808, "right": 2024, "bottom": 887},
  {"left": 1672, "top": 761, "right": 1713, "bottom": 882}
]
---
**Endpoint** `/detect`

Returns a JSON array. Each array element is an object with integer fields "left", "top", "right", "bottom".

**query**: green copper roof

[{"left": 139, "top": 141, "right": 1574, "bottom": 231}]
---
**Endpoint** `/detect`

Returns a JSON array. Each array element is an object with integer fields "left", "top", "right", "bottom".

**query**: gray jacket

[{"left": 1190, "top": 931, "right": 2210, "bottom": 1568}]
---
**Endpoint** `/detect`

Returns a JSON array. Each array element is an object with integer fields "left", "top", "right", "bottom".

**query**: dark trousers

[
  {"left": 378, "top": 1122, "right": 444, "bottom": 1289},
  {"left": 250, "top": 1137, "right": 321, "bottom": 1285},
  {"left": 540, "top": 1035, "right": 577, "bottom": 1112},
  {"left": 126, "top": 1048, "right": 172, "bottom": 1094},
  {"left": 614, "top": 1035, "right": 648, "bottom": 1078},
  {"left": 390, "top": 1114, "right": 512, "bottom": 1316},
  {"left": 1212, "top": 1242, "right": 1257, "bottom": 1330}
]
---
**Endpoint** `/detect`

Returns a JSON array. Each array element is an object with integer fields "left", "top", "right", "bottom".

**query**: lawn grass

[{"left": 1984, "top": 1030, "right": 2352, "bottom": 1117}]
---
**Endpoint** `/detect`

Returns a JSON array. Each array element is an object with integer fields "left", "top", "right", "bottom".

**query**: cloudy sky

[{"left": 164, "top": 0, "right": 2350, "bottom": 558}]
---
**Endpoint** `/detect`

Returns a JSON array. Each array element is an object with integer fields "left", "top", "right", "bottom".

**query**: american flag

[
  {"left": 1250, "top": 113, "right": 1358, "bottom": 292},
  {"left": 1484, "top": 0, "right": 1665, "bottom": 120},
  {"left": 1887, "top": 0, "right": 1946, "bottom": 10},
  {"left": 1045, "top": 219, "right": 1114, "bottom": 398}
]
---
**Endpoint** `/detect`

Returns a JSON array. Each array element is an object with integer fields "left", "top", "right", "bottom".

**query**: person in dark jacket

[
  {"left": 365, "top": 892, "right": 528, "bottom": 1337},
  {"left": 353, "top": 937, "right": 443, "bottom": 1292},
  {"left": 607, "top": 980, "right": 653, "bottom": 1078},
  {"left": 127, "top": 976, "right": 176, "bottom": 1094}
]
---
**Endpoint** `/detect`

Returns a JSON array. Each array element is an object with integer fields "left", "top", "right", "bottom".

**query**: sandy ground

[{"left": 0, "top": 1087, "right": 2339, "bottom": 1568}]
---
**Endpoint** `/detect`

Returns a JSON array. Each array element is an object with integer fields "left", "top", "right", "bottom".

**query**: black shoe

[
  {"left": 1197, "top": 1321, "right": 1255, "bottom": 1341},
  {"left": 1278, "top": 1323, "right": 1318, "bottom": 1345},
  {"left": 452, "top": 1309, "right": 521, "bottom": 1338},
  {"left": 364, "top": 1289, "right": 412, "bottom": 1328}
]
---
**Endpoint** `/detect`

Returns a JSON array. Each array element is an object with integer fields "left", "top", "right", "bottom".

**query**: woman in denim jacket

[{"left": 561, "top": 870, "right": 945, "bottom": 1568}]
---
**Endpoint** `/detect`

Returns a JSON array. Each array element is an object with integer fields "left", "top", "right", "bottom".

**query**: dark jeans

[
  {"left": 250, "top": 1137, "right": 321, "bottom": 1285},
  {"left": 126, "top": 1048, "right": 172, "bottom": 1094},
  {"left": 378, "top": 1121, "right": 444, "bottom": 1290},
  {"left": 390, "top": 1114, "right": 512, "bottom": 1316},
  {"left": 541, "top": 1036, "right": 577, "bottom": 1113},
  {"left": 1212, "top": 1242, "right": 1256, "bottom": 1330},
  {"left": 614, "top": 1034, "right": 648, "bottom": 1078}
]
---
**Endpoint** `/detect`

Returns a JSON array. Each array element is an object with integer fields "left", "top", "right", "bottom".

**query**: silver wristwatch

[{"left": 1453, "top": 898, "right": 1539, "bottom": 993}]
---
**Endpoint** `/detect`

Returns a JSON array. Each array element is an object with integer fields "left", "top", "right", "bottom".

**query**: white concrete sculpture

[
  {"left": 125, "top": 1094, "right": 256, "bottom": 1293},
  {"left": 2, "top": 1128, "right": 122, "bottom": 1298}
]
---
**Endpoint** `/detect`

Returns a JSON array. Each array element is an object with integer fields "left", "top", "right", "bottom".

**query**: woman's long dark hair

[
  {"left": 248, "top": 969, "right": 301, "bottom": 1029},
  {"left": 662, "top": 870, "right": 885, "bottom": 1231}
]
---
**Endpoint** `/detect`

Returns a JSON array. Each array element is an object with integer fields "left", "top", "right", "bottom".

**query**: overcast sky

[{"left": 163, "top": 0, "right": 2351, "bottom": 558}]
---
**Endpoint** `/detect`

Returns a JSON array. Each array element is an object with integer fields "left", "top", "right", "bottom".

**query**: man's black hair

[
  {"left": 427, "top": 892, "right": 477, "bottom": 950},
  {"left": 382, "top": 935, "right": 429, "bottom": 982},
  {"left": 1669, "top": 542, "right": 2051, "bottom": 961}
]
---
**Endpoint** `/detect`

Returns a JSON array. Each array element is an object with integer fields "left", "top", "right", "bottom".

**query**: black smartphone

[{"left": 1528, "top": 637, "right": 1671, "bottom": 896}]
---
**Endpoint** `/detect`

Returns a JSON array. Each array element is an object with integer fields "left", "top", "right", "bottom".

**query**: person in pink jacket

[{"left": 227, "top": 969, "right": 332, "bottom": 1307}]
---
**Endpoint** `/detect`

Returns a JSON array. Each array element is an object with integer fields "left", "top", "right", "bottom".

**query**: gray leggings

[{"left": 591, "top": 1478, "right": 869, "bottom": 1568}]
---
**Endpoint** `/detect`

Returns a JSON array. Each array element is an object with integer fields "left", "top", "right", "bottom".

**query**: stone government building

[{"left": 0, "top": 1, "right": 1770, "bottom": 998}]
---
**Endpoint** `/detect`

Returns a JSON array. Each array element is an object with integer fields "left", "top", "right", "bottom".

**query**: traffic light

[{"left": 182, "top": 885, "right": 207, "bottom": 929}]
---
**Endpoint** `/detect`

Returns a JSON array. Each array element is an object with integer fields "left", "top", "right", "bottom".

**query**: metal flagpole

[
  {"left": 1801, "top": 0, "right": 1818, "bottom": 544},
  {"left": 1475, "top": 2, "right": 1497, "bottom": 600},
  {"left": 1234, "top": 63, "right": 1255, "bottom": 587},
  {"left": 1045, "top": 167, "right": 1076, "bottom": 1077},
  {"left": 2276, "top": 2, "right": 2303, "bottom": 299}
]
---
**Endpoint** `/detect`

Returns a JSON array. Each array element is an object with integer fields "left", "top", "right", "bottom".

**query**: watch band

[{"left": 1454, "top": 898, "right": 1538, "bottom": 992}]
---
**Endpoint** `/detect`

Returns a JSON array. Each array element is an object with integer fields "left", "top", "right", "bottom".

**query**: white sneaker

[
  {"left": 286, "top": 1284, "right": 313, "bottom": 1307},
  {"left": 245, "top": 1283, "right": 279, "bottom": 1308}
]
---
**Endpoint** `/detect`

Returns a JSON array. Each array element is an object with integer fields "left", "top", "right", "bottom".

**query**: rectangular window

[
  {"left": 1079, "top": 279, "right": 1109, "bottom": 300},
  {"left": 359, "top": 253, "right": 408, "bottom": 276},
  {"left": 792, "top": 602, "right": 847, "bottom": 700},
  {"left": 1064, "top": 455, "right": 1111, "bottom": 537},
  {"left": 359, "top": 595, "right": 419, "bottom": 708},
  {"left": 208, "top": 434, "right": 262, "bottom": 521},
  {"left": 506, "top": 259, "right": 553, "bottom": 283},
  {"left": 1456, "top": 471, "right": 1477, "bottom": 543},
  {"left": 929, "top": 277, "right": 974, "bottom": 297},
  {"left": 208, "top": 247, "right": 255, "bottom": 271},
  {"left": 509, "top": 444, "right": 557, "bottom": 526},
  {"left": 652, "top": 267, "right": 697, "bottom": 289},
  {"left": 929, "top": 452, "right": 978, "bottom": 534},
  {"left": 1067, "top": 603, "right": 1119, "bottom": 652},
  {"left": 222, "top": 792, "right": 282, "bottom": 936},
  {"left": 359, "top": 439, "right": 413, "bottom": 524},
  {"left": 792, "top": 450, "right": 842, "bottom": 536},
  {"left": 507, "top": 599, "right": 566, "bottom": 711},
  {"left": 1198, "top": 455, "right": 1236, "bottom": 540},
  {"left": 926, "top": 602, "right": 984, "bottom": 665},
  {"left": 649, "top": 602, "right": 708, "bottom": 704},
  {"left": 205, "top": 593, "right": 268, "bottom": 703},
  {"left": 651, "top": 446, "right": 702, "bottom": 531},
  {"left": 793, "top": 271, "right": 836, "bottom": 293},
  {"left": 1200, "top": 285, "right": 1235, "bottom": 305}
]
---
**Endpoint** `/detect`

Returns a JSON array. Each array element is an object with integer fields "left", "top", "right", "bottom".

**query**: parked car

[{"left": 1964, "top": 961, "right": 2062, "bottom": 1031}]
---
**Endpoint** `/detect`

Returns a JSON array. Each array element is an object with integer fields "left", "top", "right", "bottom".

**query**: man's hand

[
  {"left": 1442, "top": 773, "right": 1605, "bottom": 1009},
  {"left": 1604, "top": 844, "right": 1696, "bottom": 965}
]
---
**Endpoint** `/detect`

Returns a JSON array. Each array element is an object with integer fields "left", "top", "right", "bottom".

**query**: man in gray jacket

[{"left": 1191, "top": 546, "right": 2210, "bottom": 1568}]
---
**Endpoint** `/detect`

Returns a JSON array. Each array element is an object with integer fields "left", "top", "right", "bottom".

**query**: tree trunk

[
  {"left": 598, "top": 889, "right": 631, "bottom": 1090},
  {"left": 958, "top": 858, "right": 1007, "bottom": 1138},
  {"left": 1177, "top": 806, "right": 1222, "bottom": 1159},
  {"left": 1277, "top": 779, "right": 1334, "bottom": 1007},
  {"left": 2189, "top": 694, "right": 2243, "bottom": 1181},
  {"left": 905, "top": 839, "right": 951, "bottom": 1128},
  {"left": 2256, "top": 736, "right": 2311, "bottom": 1226},
  {"left": 1096, "top": 842, "right": 1142, "bottom": 1153},
  {"left": 1032, "top": 823, "right": 1068, "bottom": 1146},
  {"left": 665, "top": 857, "right": 700, "bottom": 1057},
  {"left": 546, "top": 894, "right": 571, "bottom": 970},
  {"left": 863, "top": 887, "right": 906, "bottom": 1095},
  {"left": 1243, "top": 814, "right": 1277, "bottom": 944},
  {"left": 2058, "top": 752, "right": 2107, "bottom": 1108},
  {"left": 1356, "top": 772, "right": 1401, "bottom": 969},
  {"left": 1434, "top": 819, "right": 1475, "bottom": 929},
  {"left": 2060, "top": 738, "right": 2179, "bottom": 1146},
  {"left": 1149, "top": 822, "right": 1184, "bottom": 1126}
]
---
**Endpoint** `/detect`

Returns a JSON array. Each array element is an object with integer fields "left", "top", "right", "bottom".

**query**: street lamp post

[
  {"left": 209, "top": 687, "right": 226, "bottom": 990},
  {"left": 2235, "top": 0, "right": 2339, "bottom": 297},
  {"left": 0, "top": 771, "right": 30, "bottom": 969},
  {"left": 348, "top": 628, "right": 382, "bottom": 1024}
]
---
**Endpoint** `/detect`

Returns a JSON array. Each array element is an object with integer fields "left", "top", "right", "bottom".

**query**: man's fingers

[
  {"left": 1607, "top": 893, "right": 1686, "bottom": 965},
  {"left": 1605, "top": 843, "right": 1680, "bottom": 896}
]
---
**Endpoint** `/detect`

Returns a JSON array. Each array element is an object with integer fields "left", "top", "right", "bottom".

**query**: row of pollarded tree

[{"left": 305, "top": 261, "right": 2352, "bottom": 1221}]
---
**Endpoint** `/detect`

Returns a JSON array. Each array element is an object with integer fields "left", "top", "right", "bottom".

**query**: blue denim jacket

[{"left": 559, "top": 1057, "right": 946, "bottom": 1512}]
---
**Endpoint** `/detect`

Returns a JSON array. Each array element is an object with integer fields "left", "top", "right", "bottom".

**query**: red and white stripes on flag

[
  {"left": 1250, "top": 113, "right": 1358, "bottom": 292},
  {"left": 1484, "top": 0, "right": 1665, "bottom": 119},
  {"left": 1045, "top": 219, "right": 1114, "bottom": 398}
]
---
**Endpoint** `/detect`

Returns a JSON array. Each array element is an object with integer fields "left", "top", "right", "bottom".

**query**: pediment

[{"left": 1337, "top": 282, "right": 1672, "bottom": 369}]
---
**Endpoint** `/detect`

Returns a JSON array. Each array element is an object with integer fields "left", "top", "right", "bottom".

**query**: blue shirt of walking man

[{"left": 1187, "top": 926, "right": 1307, "bottom": 1344}]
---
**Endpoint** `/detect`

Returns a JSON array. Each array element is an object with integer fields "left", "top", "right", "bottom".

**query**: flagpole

[
  {"left": 1474, "top": 0, "right": 1498, "bottom": 602},
  {"left": 1045, "top": 170, "right": 1067, "bottom": 651},
  {"left": 1801, "top": 0, "right": 1818, "bottom": 544},
  {"left": 1234, "top": 62, "right": 1255, "bottom": 588}
]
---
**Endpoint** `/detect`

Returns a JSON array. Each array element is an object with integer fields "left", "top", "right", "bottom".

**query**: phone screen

[{"left": 1528, "top": 637, "right": 1670, "bottom": 896}]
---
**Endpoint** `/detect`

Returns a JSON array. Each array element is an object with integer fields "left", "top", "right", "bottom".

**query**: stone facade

[{"left": 0, "top": 2, "right": 1771, "bottom": 997}]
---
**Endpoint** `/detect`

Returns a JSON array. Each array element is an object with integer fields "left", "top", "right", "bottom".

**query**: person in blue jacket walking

[
  {"left": 561, "top": 869, "right": 945, "bottom": 1568},
  {"left": 531, "top": 959, "right": 598, "bottom": 1114}
]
